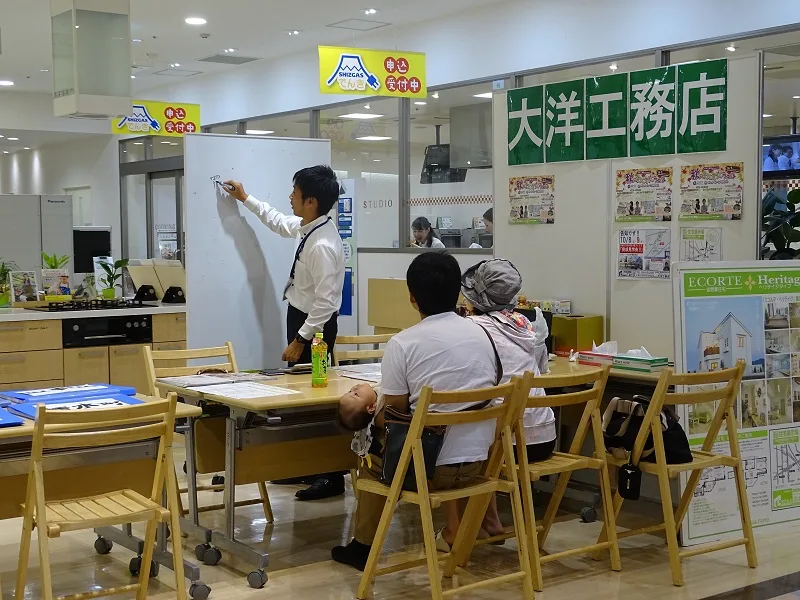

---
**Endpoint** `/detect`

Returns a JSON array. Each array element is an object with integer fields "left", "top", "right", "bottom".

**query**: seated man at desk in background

[
  {"left": 332, "top": 251, "right": 501, "bottom": 571},
  {"left": 224, "top": 165, "right": 347, "bottom": 501}
]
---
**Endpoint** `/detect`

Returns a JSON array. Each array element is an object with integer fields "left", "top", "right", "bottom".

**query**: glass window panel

[
  {"left": 123, "top": 174, "right": 147, "bottom": 259},
  {"left": 121, "top": 137, "right": 147, "bottom": 162},
  {"left": 207, "top": 123, "right": 239, "bottom": 134},
  {"left": 320, "top": 98, "right": 399, "bottom": 248},
  {"left": 246, "top": 112, "right": 310, "bottom": 137},
  {"left": 152, "top": 137, "right": 183, "bottom": 159}
]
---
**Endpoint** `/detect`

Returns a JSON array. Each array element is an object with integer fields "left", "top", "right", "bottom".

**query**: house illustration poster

[{"left": 697, "top": 312, "right": 756, "bottom": 374}]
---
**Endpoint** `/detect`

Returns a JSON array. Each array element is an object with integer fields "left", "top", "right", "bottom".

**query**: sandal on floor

[{"left": 435, "top": 529, "right": 452, "bottom": 553}]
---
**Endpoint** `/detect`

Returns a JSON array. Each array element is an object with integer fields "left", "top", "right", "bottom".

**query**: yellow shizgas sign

[
  {"left": 112, "top": 100, "right": 201, "bottom": 137},
  {"left": 318, "top": 46, "right": 426, "bottom": 98}
]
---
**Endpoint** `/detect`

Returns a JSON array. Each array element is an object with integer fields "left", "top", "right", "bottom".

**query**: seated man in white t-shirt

[{"left": 332, "top": 251, "right": 500, "bottom": 572}]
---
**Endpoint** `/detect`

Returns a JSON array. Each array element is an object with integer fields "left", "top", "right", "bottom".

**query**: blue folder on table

[
  {"left": 8, "top": 394, "right": 144, "bottom": 420},
  {"left": 0, "top": 407, "right": 24, "bottom": 428},
  {"left": 1, "top": 384, "right": 137, "bottom": 404}
]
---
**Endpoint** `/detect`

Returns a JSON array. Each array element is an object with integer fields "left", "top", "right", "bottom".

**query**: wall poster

[
  {"left": 679, "top": 162, "right": 744, "bottom": 221},
  {"left": 617, "top": 228, "right": 671, "bottom": 279},
  {"left": 615, "top": 167, "right": 673, "bottom": 222},
  {"left": 674, "top": 262, "right": 800, "bottom": 546},
  {"left": 680, "top": 227, "right": 722, "bottom": 262},
  {"left": 508, "top": 175, "right": 555, "bottom": 224}
]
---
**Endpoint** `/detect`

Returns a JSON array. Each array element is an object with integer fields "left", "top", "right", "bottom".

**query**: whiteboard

[{"left": 184, "top": 134, "right": 332, "bottom": 370}]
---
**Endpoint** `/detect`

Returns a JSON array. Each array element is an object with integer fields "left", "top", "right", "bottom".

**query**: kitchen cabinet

[
  {"left": 63, "top": 347, "right": 110, "bottom": 386},
  {"left": 0, "top": 320, "right": 61, "bottom": 353},
  {"left": 0, "top": 350, "right": 63, "bottom": 385},
  {"left": 153, "top": 313, "right": 187, "bottom": 343}
]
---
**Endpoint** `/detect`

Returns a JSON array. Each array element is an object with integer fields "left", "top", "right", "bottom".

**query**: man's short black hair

[
  {"left": 293, "top": 165, "right": 341, "bottom": 216},
  {"left": 406, "top": 251, "right": 460, "bottom": 316},
  {"left": 483, "top": 207, "right": 493, "bottom": 223}
]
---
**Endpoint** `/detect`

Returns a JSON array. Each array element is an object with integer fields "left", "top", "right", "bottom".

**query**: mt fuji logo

[
  {"left": 116, "top": 104, "right": 161, "bottom": 133},
  {"left": 326, "top": 54, "right": 380, "bottom": 92}
]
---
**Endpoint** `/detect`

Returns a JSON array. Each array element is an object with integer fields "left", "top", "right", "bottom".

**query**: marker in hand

[{"left": 214, "top": 180, "right": 235, "bottom": 192}]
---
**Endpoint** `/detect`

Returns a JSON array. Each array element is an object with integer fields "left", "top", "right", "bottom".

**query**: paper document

[
  {"left": 336, "top": 363, "right": 382, "bottom": 375},
  {"left": 158, "top": 375, "right": 232, "bottom": 387},
  {"left": 339, "top": 373, "right": 381, "bottom": 384},
  {"left": 187, "top": 382, "right": 301, "bottom": 399}
]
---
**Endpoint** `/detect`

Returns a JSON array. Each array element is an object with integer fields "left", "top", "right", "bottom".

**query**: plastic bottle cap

[{"left": 315, "top": 333, "right": 323, "bottom": 338}]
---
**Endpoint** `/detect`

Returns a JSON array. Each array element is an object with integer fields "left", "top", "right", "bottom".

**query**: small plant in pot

[
  {"left": 41, "top": 252, "right": 70, "bottom": 269},
  {"left": 98, "top": 258, "right": 129, "bottom": 299},
  {"left": 0, "top": 258, "right": 18, "bottom": 307},
  {"left": 762, "top": 189, "right": 800, "bottom": 259}
]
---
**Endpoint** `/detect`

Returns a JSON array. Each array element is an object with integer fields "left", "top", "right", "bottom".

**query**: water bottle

[{"left": 311, "top": 333, "right": 328, "bottom": 388}]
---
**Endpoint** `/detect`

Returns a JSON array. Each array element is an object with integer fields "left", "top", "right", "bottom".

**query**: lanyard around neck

[{"left": 289, "top": 217, "right": 331, "bottom": 280}]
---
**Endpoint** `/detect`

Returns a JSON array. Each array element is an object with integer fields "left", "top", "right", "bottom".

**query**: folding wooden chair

[
  {"left": 15, "top": 393, "right": 186, "bottom": 600},
  {"left": 356, "top": 373, "right": 536, "bottom": 600},
  {"left": 596, "top": 361, "right": 757, "bottom": 586},
  {"left": 333, "top": 334, "right": 394, "bottom": 366},
  {"left": 142, "top": 344, "right": 274, "bottom": 524}
]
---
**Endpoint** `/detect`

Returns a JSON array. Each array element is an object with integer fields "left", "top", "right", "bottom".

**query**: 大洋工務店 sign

[
  {"left": 508, "top": 59, "right": 727, "bottom": 165},
  {"left": 674, "top": 262, "right": 800, "bottom": 546},
  {"left": 112, "top": 100, "right": 201, "bottom": 137},
  {"left": 318, "top": 46, "right": 426, "bottom": 98}
]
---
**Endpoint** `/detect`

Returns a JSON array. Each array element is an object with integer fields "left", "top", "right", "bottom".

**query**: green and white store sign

[
  {"left": 674, "top": 261, "right": 800, "bottom": 546},
  {"left": 508, "top": 59, "right": 727, "bottom": 165}
]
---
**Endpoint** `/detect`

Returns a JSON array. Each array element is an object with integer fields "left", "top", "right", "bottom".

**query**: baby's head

[{"left": 337, "top": 383, "right": 379, "bottom": 431}]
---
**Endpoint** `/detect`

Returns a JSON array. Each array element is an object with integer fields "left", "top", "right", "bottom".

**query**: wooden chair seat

[
  {"left": 358, "top": 476, "right": 513, "bottom": 508},
  {"left": 527, "top": 451, "right": 603, "bottom": 479},
  {"left": 608, "top": 450, "right": 737, "bottom": 478},
  {"left": 27, "top": 490, "right": 168, "bottom": 538}
]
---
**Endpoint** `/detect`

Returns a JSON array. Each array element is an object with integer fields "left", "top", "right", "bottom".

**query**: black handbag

[
  {"left": 380, "top": 323, "right": 503, "bottom": 492},
  {"left": 602, "top": 395, "right": 693, "bottom": 465}
]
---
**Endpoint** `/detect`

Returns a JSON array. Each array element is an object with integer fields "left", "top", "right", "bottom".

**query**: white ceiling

[
  {"left": 0, "top": 0, "right": 505, "bottom": 94},
  {"left": 0, "top": 129, "right": 94, "bottom": 152}
]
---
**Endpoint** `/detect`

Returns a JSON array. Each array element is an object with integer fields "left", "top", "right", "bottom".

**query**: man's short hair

[
  {"left": 406, "top": 251, "right": 461, "bottom": 316},
  {"left": 293, "top": 165, "right": 342, "bottom": 216}
]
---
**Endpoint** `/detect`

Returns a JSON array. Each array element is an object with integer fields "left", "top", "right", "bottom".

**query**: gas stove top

[{"left": 24, "top": 299, "right": 159, "bottom": 312}]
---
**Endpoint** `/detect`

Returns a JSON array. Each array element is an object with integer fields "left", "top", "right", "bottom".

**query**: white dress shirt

[{"left": 244, "top": 195, "right": 344, "bottom": 340}]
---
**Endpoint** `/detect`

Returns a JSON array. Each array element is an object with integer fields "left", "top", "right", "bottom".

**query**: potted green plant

[
  {"left": 0, "top": 258, "right": 17, "bottom": 307},
  {"left": 41, "top": 252, "right": 70, "bottom": 269},
  {"left": 762, "top": 189, "right": 800, "bottom": 260},
  {"left": 98, "top": 258, "right": 129, "bottom": 299}
]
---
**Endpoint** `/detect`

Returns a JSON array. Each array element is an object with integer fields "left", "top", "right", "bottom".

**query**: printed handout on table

[
  {"left": 187, "top": 382, "right": 301, "bottom": 399},
  {"left": 615, "top": 167, "right": 673, "bottom": 222},
  {"left": 617, "top": 229, "right": 671, "bottom": 279},
  {"left": 680, "top": 227, "right": 722, "bottom": 262},
  {"left": 157, "top": 374, "right": 233, "bottom": 388},
  {"left": 679, "top": 163, "right": 744, "bottom": 221},
  {"left": 508, "top": 176, "right": 555, "bottom": 224}
]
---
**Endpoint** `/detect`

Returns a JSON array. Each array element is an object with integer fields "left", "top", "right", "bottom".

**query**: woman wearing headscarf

[{"left": 437, "top": 258, "right": 555, "bottom": 549}]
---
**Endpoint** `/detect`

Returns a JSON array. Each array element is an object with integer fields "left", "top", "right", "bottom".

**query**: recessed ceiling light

[
  {"left": 2, "top": 151, "right": 8, "bottom": 154},
  {"left": 131, "top": 75, "right": 136, "bottom": 79},
  {"left": 340, "top": 113, "right": 384, "bottom": 120},
  {"left": 763, "top": 114, "right": 773, "bottom": 118},
  {"left": 7, "top": 137, "right": 19, "bottom": 141},
  {"left": 609, "top": 62, "right": 619, "bottom": 71},
  {"left": 185, "top": 17, "right": 207, "bottom": 25},
  {"left": 364, "top": 104, "right": 371, "bottom": 110},
  {"left": 170, "top": 63, "right": 181, "bottom": 68},
  {"left": 0, "top": 81, "right": 14, "bottom": 86},
  {"left": 23, "top": 147, "right": 30, "bottom": 150},
  {"left": 473, "top": 92, "right": 493, "bottom": 99},
  {"left": 170, "top": 142, "right": 179, "bottom": 146},
  {"left": 74, "top": 25, "right": 79, "bottom": 29},
  {"left": 133, "top": 142, "right": 144, "bottom": 145},
  {"left": 432, "top": 92, "right": 439, "bottom": 99},
  {"left": 160, "top": 141, "right": 171, "bottom": 144},
  {"left": 794, "top": 96, "right": 800, "bottom": 99},
  {"left": 223, "top": 48, "right": 237, "bottom": 53},
  {"left": 132, "top": 38, "right": 142, "bottom": 43},
  {"left": 414, "top": 101, "right": 427, "bottom": 106},
  {"left": 245, "top": 129, "right": 275, "bottom": 135},
  {"left": 287, "top": 30, "right": 300, "bottom": 36},
  {"left": 373, "top": 159, "right": 381, "bottom": 162},
  {"left": 364, "top": 8, "right": 378, "bottom": 14},
  {"left": 357, "top": 136, "right": 391, "bottom": 141},
  {"left": 0, "top": 135, "right": 4, "bottom": 139},
  {"left": 39, "top": 69, "right": 49, "bottom": 73},
  {"left": 726, "top": 44, "right": 736, "bottom": 52}
]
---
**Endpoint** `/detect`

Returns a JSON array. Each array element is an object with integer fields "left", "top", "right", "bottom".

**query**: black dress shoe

[
  {"left": 295, "top": 476, "right": 345, "bottom": 501},
  {"left": 331, "top": 540, "right": 371, "bottom": 571},
  {"left": 271, "top": 476, "right": 314, "bottom": 485}
]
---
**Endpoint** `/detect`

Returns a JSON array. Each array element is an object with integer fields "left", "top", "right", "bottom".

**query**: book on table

[
  {"left": 8, "top": 394, "right": 143, "bottom": 420},
  {"left": 0, "top": 384, "right": 136, "bottom": 404}
]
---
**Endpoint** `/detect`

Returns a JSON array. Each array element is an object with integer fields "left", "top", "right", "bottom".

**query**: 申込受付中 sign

[
  {"left": 318, "top": 46, "right": 426, "bottom": 98},
  {"left": 112, "top": 100, "right": 201, "bottom": 137},
  {"left": 508, "top": 59, "right": 727, "bottom": 165}
]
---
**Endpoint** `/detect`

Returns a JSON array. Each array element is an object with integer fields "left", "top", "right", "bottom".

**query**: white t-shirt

[{"left": 380, "top": 312, "right": 498, "bottom": 465}]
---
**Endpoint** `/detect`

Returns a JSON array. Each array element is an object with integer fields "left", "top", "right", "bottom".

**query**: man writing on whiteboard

[{"left": 224, "top": 165, "right": 347, "bottom": 500}]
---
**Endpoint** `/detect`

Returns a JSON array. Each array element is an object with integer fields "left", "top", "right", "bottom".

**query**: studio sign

[{"left": 363, "top": 199, "right": 393, "bottom": 209}]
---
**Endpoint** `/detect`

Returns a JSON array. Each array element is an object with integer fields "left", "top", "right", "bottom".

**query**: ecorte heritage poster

[
  {"left": 679, "top": 162, "right": 744, "bottom": 221},
  {"left": 617, "top": 228, "right": 671, "bottom": 279},
  {"left": 615, "top": 167, "right": 673, "bottom": 222},
  {"left": 508, "top": 175, "right": 555, "bottom": 224},
  {"left": 675, "top": 263, "right": 800, "bottom": 546}
]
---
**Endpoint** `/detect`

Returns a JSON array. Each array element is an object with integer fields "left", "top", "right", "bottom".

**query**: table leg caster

[
  {"left": 580, "top": 506, "right": 598, "bottom": 523},
  {"left": 94, "top": 536, "right": 113, "bottom": 555},
  {"left": 189, "top": 582, "right": 212, "bottom": 600},
  {"left": 247, "top": 569, "right": 267, "bottom": 588},
  {"left": 129, "top": 556, "right": 159, "bottom": 577}
]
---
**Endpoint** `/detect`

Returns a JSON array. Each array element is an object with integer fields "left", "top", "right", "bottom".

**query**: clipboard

[{"left": 153, "top": 260, "right": 186, "bottom": 300}]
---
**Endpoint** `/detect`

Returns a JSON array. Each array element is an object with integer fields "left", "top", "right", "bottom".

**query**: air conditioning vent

[
  {"left": 198, "top": 54, "right": 259, "bottom": 65},
  {"left": 327, "top": 19, "right": 390, "bottom": 31}
]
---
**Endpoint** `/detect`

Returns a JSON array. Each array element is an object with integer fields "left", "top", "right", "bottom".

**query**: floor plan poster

[
  {"left": 675, "top": 263, "right": 800, "bottom": 545},
  {"left": 615, "top": 167, "right": 673, "bottom": 222},
  {"left": 617, "top": 228, "right": 671, "bottom": 279},
  {"left": 679, "top": 162, "right": 744, "bottom": 221},
  {"left": 508, "top": 175, "right": 555, "bottom": 224},
  {"left": 680, "top": 227, "right": 722, "bottom": 262}
]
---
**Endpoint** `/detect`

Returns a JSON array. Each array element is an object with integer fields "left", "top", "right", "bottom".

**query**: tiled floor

[{"left": 1, "top": 444, "right": 799, "bottom": 599}]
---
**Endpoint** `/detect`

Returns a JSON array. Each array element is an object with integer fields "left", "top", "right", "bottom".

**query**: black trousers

[
  {"left": 286, "top": 304, "right": 339, "bottom": 367},
  {"left": 286, "top": 304, "right": 344, "bottom": 484}
]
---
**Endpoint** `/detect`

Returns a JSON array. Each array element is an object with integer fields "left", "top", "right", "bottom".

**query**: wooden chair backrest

[
  {"left": 31, "top": 393, "right": 179, "bottom": 504},
  {"left": 525, "top": 366, "right": 610, "bottom": 457},
  {"left": 629, "top": 361, "right": 745, "bottom": 463},
  {"left": 333, "top": 334, "right": 394, "bottom": 366},
  {"left": 142, "top": 342, "right": 239, "bottom": 396}
]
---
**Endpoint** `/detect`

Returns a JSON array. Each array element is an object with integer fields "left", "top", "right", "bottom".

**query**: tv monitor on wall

[
  {"left": 73, "top": 227, "right": 112, "bottom": 273},
  {"left": 762, "top": 135, "right": 800, "bottom": 180}
]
